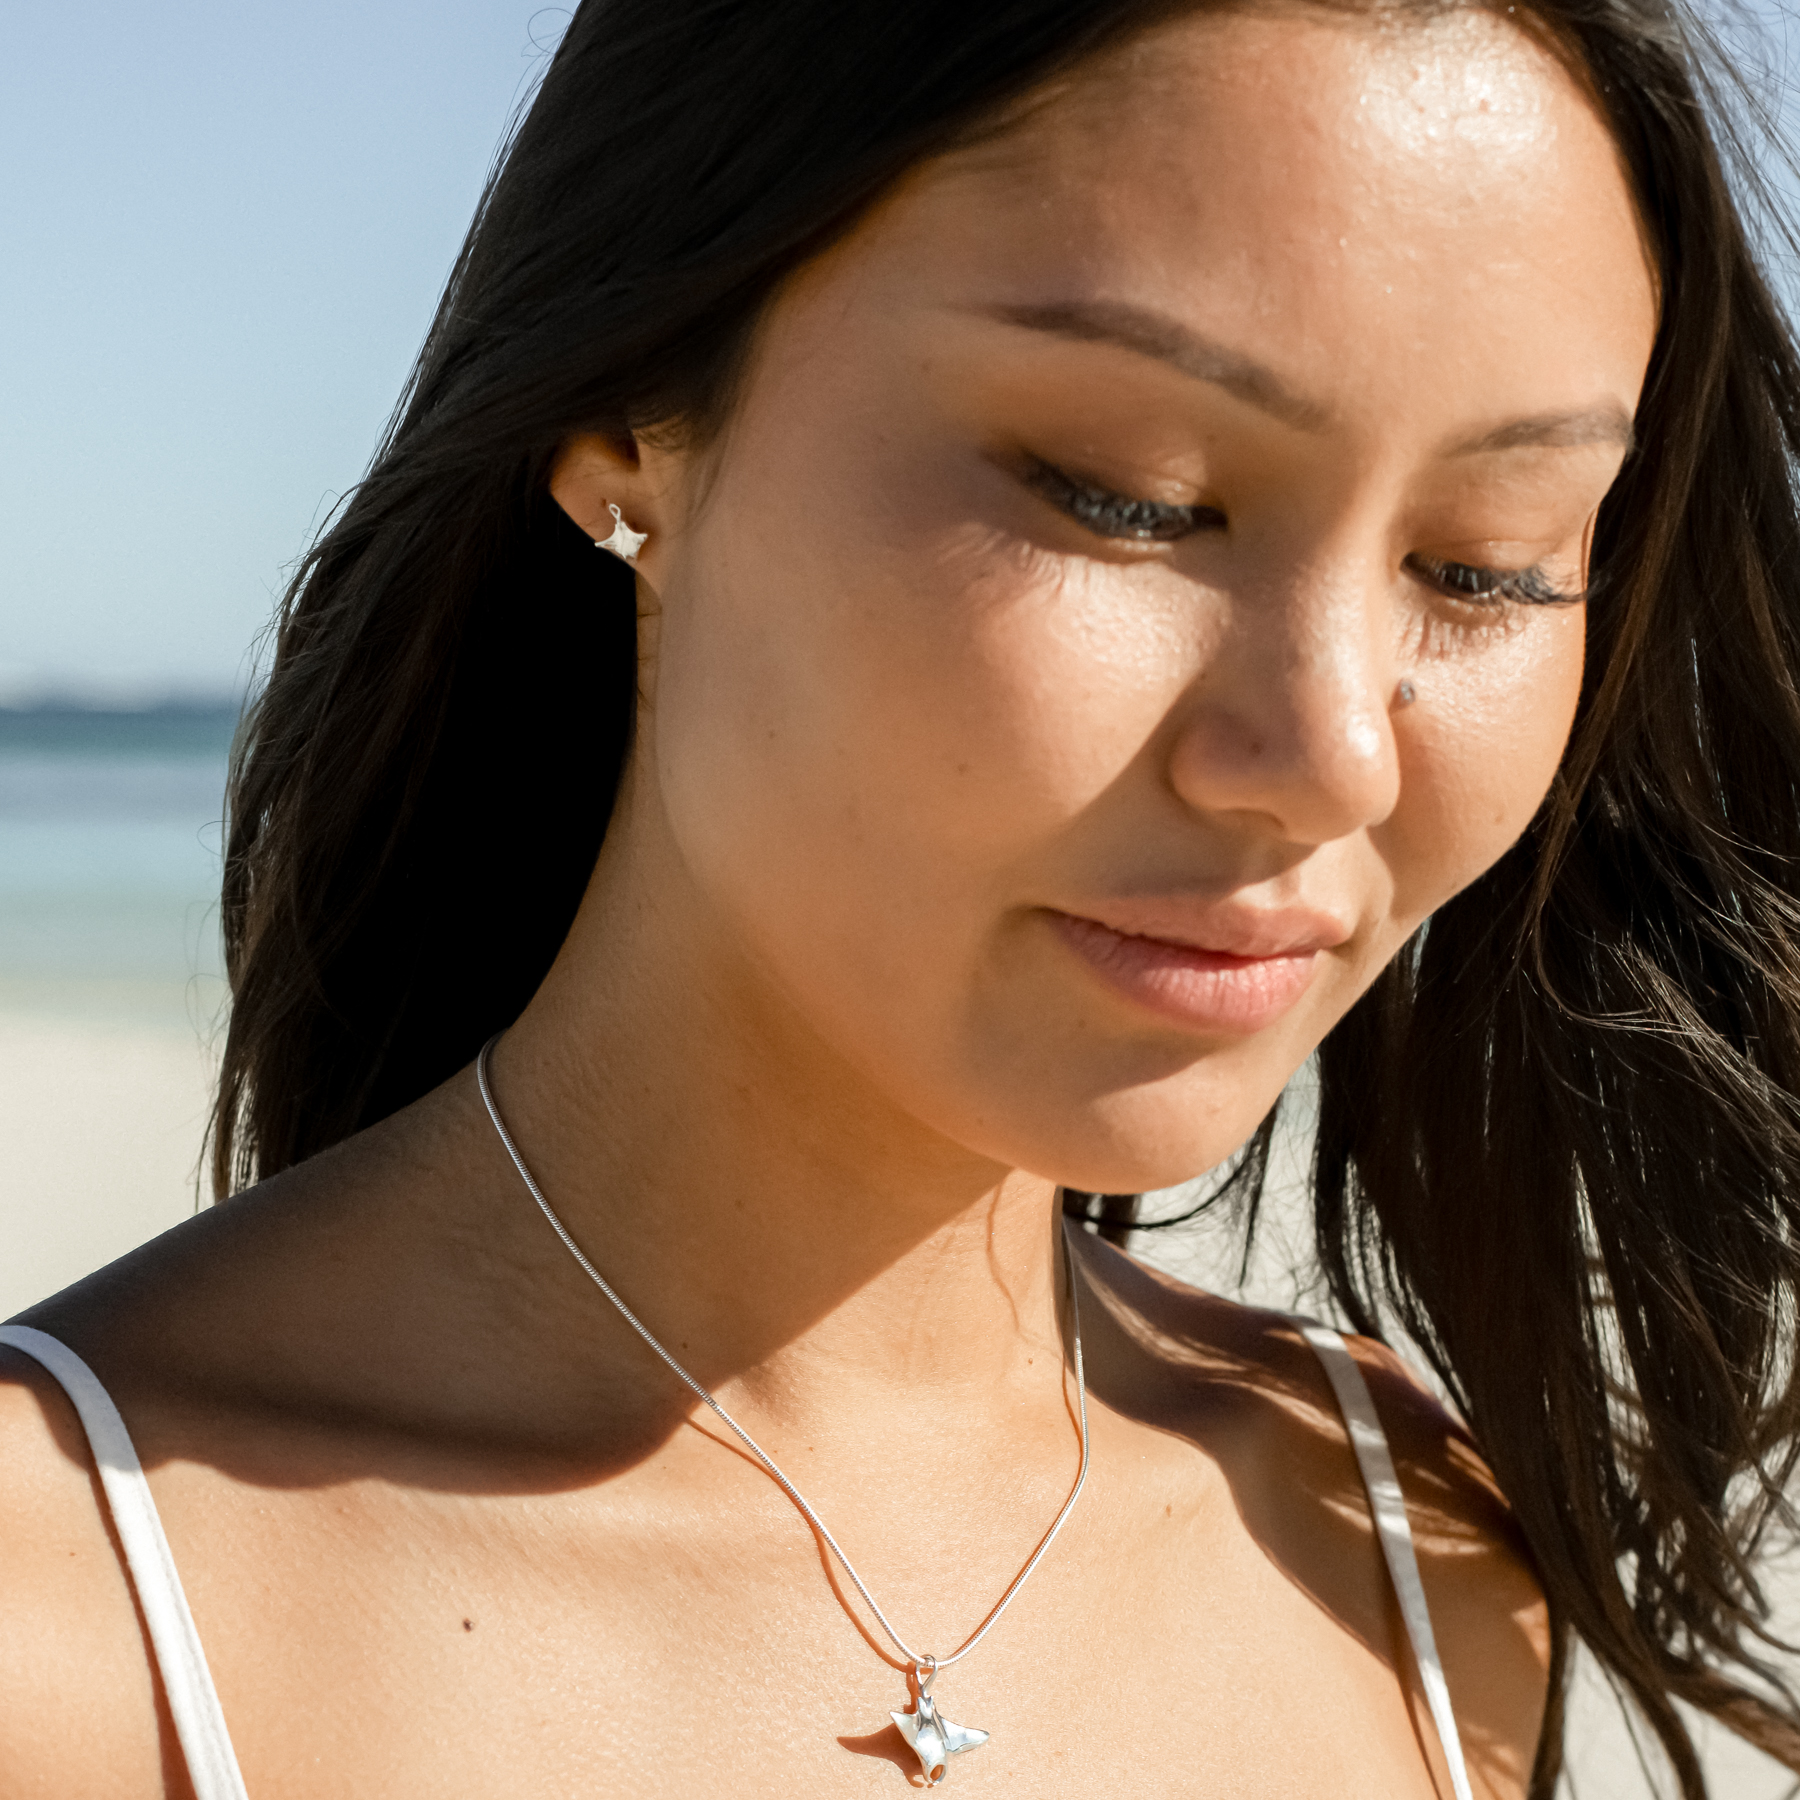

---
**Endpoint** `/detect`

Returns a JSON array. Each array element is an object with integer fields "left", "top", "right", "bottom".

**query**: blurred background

[
  {"left": 1, "top": 0, "right": 549, "bottom": 1300},
  {"left": 1, "top": 3, "right": 1797, "bottom": 1794}
]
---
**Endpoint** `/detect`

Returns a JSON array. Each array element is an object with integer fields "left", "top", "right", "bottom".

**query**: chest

[{"left": 145, "top": 1452, "right": 1448, "bottom": 1800}]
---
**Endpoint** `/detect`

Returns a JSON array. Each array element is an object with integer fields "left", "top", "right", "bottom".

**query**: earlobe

[{"left": 548, "top": 430, "right": 648, "bottom": 548}]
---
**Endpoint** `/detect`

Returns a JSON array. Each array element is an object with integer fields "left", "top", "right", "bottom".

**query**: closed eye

[
  {"left": 1023, "top": 458, "right": 1225, "bottom": 543},
  {"left": 1405, "top": 553, "right": 1580, "bottom": 607}
]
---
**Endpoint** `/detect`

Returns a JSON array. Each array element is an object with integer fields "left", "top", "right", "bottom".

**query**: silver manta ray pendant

[{"left": 891, "top": 1688, "right": 989, "bottom": 1786}]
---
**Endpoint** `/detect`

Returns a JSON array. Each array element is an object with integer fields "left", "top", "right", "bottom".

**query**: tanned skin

[{"left": 0, "top": 10, "right": 1653, "bottom": 1795}]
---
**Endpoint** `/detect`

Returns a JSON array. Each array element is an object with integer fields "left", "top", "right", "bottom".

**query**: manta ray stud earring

[{"left": 595, "top": 502, "right": 647, "bottom": 565}]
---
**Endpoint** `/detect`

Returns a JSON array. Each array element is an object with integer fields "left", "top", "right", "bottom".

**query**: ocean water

[{"left": 0, "top": 704, "right": 237, "bottom": 1029}]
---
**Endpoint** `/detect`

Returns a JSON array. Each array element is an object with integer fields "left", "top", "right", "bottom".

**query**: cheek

[
  {"left": 653, "top": 506, "right": 1186, "bottom": 961},
  {"left": 1380, "top": 606, "right": 1585, "bottom": 926}
]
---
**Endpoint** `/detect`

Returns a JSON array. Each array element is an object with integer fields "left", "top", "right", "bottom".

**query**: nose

[{"left": 1164, "top": 558, "right": 1401, "bottom": 847}]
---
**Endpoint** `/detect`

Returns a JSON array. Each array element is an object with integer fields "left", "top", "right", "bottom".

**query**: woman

[{"left": 4, "top": 0, "right": 1798, "bottom": 1793}]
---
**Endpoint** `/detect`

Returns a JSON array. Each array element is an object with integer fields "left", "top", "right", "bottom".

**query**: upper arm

[{"left": 0, "top": 1351, "right": 182, "bottom": 1797}]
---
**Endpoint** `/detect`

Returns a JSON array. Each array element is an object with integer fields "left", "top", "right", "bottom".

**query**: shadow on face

[{"left": 567, "top": 2, "right": 1656, "bottom": 1202}]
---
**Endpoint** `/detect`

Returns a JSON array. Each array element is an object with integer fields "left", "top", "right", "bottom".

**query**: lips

[{"left": 1046, "top": 903, "right": 1347, "bottom": 1033}]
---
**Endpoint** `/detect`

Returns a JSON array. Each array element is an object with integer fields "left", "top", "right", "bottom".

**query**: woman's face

[{"left": 594, "top": 4, "right": 1657, "bottom": 1191}]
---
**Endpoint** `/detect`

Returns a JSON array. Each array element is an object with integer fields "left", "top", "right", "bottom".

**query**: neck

[{"left": 479, "top": 802, "right": 1073, "bottom": 1438}]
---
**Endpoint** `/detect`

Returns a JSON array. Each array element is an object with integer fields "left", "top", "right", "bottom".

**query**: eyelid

[
  {"left": 1019, "top": 457, "right": 1583, "bottom": 601},
  {"left": 1405, "top": 552, "right": 1581, "bottom": 607},
  {"left": 1021, "top": 456, "right": 1223, "bottom": 543}
]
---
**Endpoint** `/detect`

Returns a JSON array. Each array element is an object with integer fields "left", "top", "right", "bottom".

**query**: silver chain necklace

[{"left": 475, "top": 1037, "right": 1090, "bottom": 1786}]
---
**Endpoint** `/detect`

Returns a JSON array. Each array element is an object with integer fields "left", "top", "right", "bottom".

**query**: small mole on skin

[{"left": 463, "top": 1619, "right": 474, "bottom": 1632}]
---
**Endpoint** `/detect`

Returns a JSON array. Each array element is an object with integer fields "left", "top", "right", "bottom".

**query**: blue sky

[
  {"left": 0, "top": 3, "right": 557, "bottom": 700},
  {"left": 1, "top": 3, "right": 1795, "bottom": 702}
]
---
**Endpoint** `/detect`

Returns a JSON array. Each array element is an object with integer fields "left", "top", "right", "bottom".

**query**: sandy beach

[{"left": 0, "top": 998, "right": 217, "bottom": 1318}]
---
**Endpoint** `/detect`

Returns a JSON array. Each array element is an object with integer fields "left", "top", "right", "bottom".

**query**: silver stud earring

[
  {"left": 1394, "top": 679, "right": 1417, "bottom": 709},
  {"left": 595, "top": 502, "right": 647, "bottom": 565}
]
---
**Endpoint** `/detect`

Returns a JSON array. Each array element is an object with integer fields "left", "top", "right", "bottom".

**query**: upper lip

[{"left": 1053, "top": 896, "right": 1355, "bottom": 960}]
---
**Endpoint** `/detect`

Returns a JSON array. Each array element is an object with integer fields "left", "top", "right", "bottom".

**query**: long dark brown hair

[{"left": 214, "top": 0, "right": 1800, "bottom": 1789}]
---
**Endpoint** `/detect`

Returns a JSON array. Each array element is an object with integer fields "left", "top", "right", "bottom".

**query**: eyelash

[
  {"left": 1023, "top": 458, "right": 1223, "bottom": 541},
  {"left": 1025, "top": 458, "right": 1580, "bottom": 607},
  {"left": 1403, "top": 556, "right": 1577, "bottom": 608}
]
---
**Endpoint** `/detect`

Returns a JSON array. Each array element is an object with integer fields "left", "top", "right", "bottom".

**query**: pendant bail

[{"left": 892, "top": 1664, "right": 989, "bottom": 1786}]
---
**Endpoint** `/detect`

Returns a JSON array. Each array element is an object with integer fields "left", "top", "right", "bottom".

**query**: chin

[
  {"left": 942, "top": 1016, "right": 1296, "bottom": 1195},
  {"left": 1037, "top": 1150, "right": 1238, "bottom": 1199},
  {"left": 997, "top": 1088, "right": 1279, "bottom": 1199}
]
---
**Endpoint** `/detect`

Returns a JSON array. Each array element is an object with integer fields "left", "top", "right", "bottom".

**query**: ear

[{"left": 548, "top": 431, "right": 666, "bottom": 571}]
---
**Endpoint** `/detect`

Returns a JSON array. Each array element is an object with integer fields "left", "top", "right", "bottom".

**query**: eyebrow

[
  {"left": 981, "top": 297, "right": 1637, "bottom": 457},
  {"left": 1447, "top": 406, "right": 1637, "bottom": 456},
  {"left": 985, "top": 299, "right": 1330, "bottom": 432}
]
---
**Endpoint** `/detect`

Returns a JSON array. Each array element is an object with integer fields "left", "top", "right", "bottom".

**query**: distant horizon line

[{"left": 0, "top": 689, "right": 247, "bottom": 717}]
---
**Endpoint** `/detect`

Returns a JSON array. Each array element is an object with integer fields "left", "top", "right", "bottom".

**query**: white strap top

[
  {"left": 0, "top": 1317, "right": 1471, "bottom": 1800},
  {"left": 1298, "top": 1320, "right": 1476, "bottom": 1800},
  {"left": 0, "top": 1324, "right": 249, "bottom": 1800}
]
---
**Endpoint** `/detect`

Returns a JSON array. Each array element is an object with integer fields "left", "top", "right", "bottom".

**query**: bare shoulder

[
  {"left": 0, "top": 1346, "right": 179, "bottom": 1794},
  {"left": 1082, "top": 1238, "right": 1550, "bottom": 1799},
  {"left": 0, "top": 1115, "right": 441, "bottom": 1796},
  {"left": 1332, "top": 1339, "right": 1555, "bottom": 1699},
  {"left": 1327, "top": 1325, "right": 1553, "bottom": 1779}
]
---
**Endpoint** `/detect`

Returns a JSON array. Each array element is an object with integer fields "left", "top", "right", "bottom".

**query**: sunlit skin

[{"left": 0, "top": 9, "right": 1655, "bottom": 1798}]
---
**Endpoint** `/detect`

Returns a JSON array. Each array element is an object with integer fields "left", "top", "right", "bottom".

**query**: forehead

[
  {"left": 939, "top": 4, "right": 1617, "bottom": 227},
  {"left": 804, "top": 5, "right": 1655, "bottom": 437}
]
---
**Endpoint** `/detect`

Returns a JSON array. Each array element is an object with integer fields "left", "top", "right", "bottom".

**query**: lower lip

[{"left": 1048, "top": 911, "right": 1321, "bottom": 1033}]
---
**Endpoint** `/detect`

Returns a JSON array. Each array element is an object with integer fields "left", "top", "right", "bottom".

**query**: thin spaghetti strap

[
  {"left": 1297, "top": 1320, "right": 1475, "bottom": 1800},
  {"left": 0, "top": 1324, "right": 250, "bottom": 1800}
]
